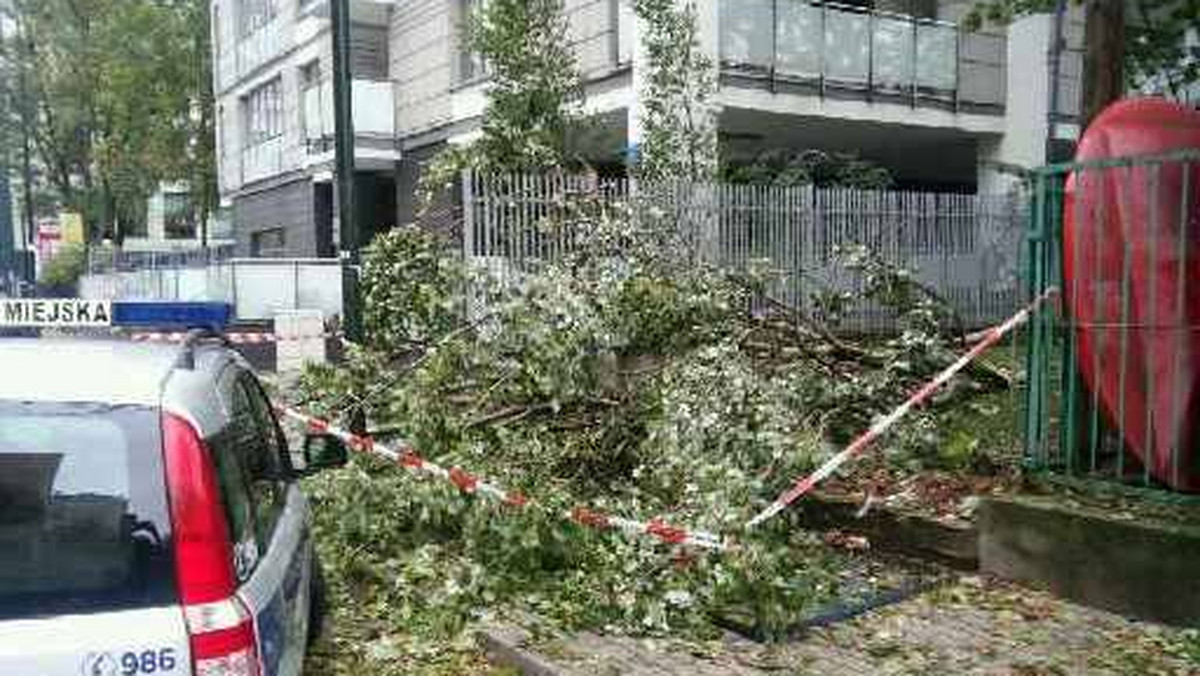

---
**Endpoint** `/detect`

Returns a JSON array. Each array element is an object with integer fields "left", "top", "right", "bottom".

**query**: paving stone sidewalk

[{"left": 479, "top": 578, "right": 1200, "bottom": 676}]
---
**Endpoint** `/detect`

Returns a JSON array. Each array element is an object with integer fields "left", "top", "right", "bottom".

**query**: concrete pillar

[
  {"left": 627, "top": 0, "right": 647, "bottom": 160},
  {"left": 978, "top": 13, "right": 1053, "bottom": 194}
]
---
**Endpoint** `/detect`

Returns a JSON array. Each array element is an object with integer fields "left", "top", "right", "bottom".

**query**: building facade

[
  {"left": 117, "top": 183, "right": 236, "bottom": 254},
  {"left": 212, "top": 0, "right": 1084, "bottom": 257}
]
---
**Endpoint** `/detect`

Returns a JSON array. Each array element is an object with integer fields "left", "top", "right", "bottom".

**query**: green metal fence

[{"left": 1024, "top": 149, "right": 1200, "bottom": 495}]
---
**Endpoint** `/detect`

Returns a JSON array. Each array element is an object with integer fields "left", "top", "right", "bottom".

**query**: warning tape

[
  {"left": 130, "top": 331, "right": 332, "bottom": 344},
  {"left": 274, "top": 405, "right": 727, "bottom": 551},
  {"left": 270, "top": 290, "right": 1055, "bottom": 549},
  {"left": 744, "top": 287, "right": 1059, "bottom": 530}
]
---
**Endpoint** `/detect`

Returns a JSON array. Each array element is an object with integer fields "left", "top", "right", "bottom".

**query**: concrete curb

[
  {"left": 476, "top": 625, "right": 566, "bottom": 676},
  {"left": 979, "top": 495, "right": 1200, "bottom": 627},
  {"left": 796, "top": 492, "right": 979, "bottom": 570}
]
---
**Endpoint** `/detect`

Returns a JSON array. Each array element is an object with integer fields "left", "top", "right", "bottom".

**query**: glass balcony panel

[
  {"left": 775, "top": 0, "right": 821, "bottom": 78},
  {"left": 872, "top": 16, "right": 914, "bottom": 89},
  {"left": 917, "top": 23, "right": 958, "bottom": 91},
  {"left": 823, "top": 7, "right": 869, "bottom": 83},
  {"left": 720, "top": 0, "right": 774, "bottom": 70}
]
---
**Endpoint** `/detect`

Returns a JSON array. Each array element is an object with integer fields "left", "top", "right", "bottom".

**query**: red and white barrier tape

[
  {"left": 274, "top": 405, "right": 727, "bottom": 551},
  {"left": 745, "top": 288, "right": 1059, "bottom": 529},
  {"left": 131, "top": 331, "right": 332, "bottom": 344}
]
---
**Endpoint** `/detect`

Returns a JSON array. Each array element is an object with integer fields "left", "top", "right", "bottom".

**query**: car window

[
  {"left": 238, "top": 373, "right": 292, "bottom": 478},
  {"left": 0, "top": 402, "right": 176, "bottom": 619},
  {"left": 232, "top": 375, "right": 287, "bottom": 542},
  {"left": 211, "top": 367, "right": 286, "bottom": 581},
  {"left": 208, "top": 419, "right": 260, "bottom": 582}
]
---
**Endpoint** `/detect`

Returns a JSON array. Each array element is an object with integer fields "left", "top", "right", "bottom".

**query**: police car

[{"left": 0, "top": 300, "right": 346, "bottom": 676}]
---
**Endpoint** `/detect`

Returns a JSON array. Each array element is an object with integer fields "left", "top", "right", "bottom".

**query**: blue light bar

[{"left": 111, "top": 301, "right": 233, "bottom": 331}]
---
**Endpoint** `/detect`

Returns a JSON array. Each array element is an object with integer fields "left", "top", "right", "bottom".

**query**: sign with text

[{"left": 0, "top": 299, "right": 113, "bottom": 327}]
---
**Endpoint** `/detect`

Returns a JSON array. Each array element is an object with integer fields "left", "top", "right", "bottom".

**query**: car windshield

[{"left": 0, "top": 401, "right": 176, "bottom": 619}]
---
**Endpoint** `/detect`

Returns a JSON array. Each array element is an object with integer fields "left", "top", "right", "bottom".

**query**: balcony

[
  {"left": 302, "top": 80, "right": 398, "bottom": 164},
  {"left": 719, "top": 0, "right": 1005, "bottom": 114},
  {"left": 241, "top": 136, "right": 285, "bottom": 185},
  {"left": 297, "top": 0, "right": 392, "bottom": 27}
]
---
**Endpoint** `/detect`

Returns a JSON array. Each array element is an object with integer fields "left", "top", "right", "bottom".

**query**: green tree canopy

[
  {"left": 1, "top": 0, "right": 214, "bottom": 241},
  {"left": 470, "top": 0, "right": 582, "bottom": 172},
  {"left": 966, "top": 0, "right": 1200, "bottom": 104}
]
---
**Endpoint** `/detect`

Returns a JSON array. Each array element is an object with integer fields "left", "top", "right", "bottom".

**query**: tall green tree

[
  {"left": 1, "top": 0, "right": 215, "bottom": 242},
  {"left": 632, "top": 0, "right": 718, "bottom": 182},
  {"left": 470, "top": 0, "right": 581, "bottom": 171},
  {"left": 967, "top": 0, "right": 1200, "bottom": 126},
  {"left": 419, "top": 0, "right": 581, "bottom": 206}
]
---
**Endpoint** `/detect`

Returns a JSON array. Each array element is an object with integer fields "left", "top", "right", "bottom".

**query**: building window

[
  {"left": 163, "top": 192, "right": 196, "bottom": 240},
  {"left": 239, "top": 0, "right": 277, "bottom": 38},
  {"left": 299, "top": 61, "right": 325, "bottom": 147},
  {"left": 351, "top": 25, "right": 389, "bottom": 81},
  {"left": 300, "top": 60, "right": 321, "bottom": 89},
  {"left": 457, "top": 0, "right": 486, "bottom": 83},
  {"left": 212, "top": 4, "right": 221, "bottom": 61},
  {"left": 242, "top": 78, "right": 283, "bottom": 147},
  {"left": 251, "top": 227, "right": 287, "bottom": 257},
  {"left": 119, "top": 200, "right": 149, "bottom": 239}
]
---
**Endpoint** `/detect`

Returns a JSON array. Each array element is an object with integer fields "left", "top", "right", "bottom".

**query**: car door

[{"left": 213, "top": 365, "right": 312, "bottom": 676}]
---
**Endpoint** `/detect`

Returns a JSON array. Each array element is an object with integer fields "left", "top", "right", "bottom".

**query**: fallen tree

[{"left": 295, "top": 195, "right": 1016, "bottom": 649}]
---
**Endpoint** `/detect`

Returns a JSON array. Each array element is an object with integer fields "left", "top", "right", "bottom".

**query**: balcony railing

[
  {"left": 241, "top": 136, "right": 285, "bottom": 184},
  {"left": 720, "top": 0, "right": 979, "bottom": 108},
  {"left": 302, "top": 80, "right": 396, "bottom": 155}
]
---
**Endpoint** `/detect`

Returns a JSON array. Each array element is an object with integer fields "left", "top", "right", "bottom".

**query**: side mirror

[{"left": 302, "top": 433, "right": 349, "bottom": 473}]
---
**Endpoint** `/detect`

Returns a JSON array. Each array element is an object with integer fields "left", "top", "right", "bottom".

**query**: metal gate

[{"left": 1024, "top": 149, "right": 1200, "bottom": 495}]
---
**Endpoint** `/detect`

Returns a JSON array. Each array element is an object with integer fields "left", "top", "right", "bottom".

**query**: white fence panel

[
  {"left": 233, "top": 262, "right": 300, "bottom": 319},
  {"left": 296, "top": 263, "right": 343, "bottom": 316},
  {"left": 463, "top": 172, "right": 1026, "bottom": 332},
  {"left": 80, "top": 259, "right": 342, "bottom": 321}
]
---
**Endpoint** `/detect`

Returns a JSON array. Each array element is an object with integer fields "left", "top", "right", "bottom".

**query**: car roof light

[{"left": 111, "top": 302, "right": 232, "bottom": 331}]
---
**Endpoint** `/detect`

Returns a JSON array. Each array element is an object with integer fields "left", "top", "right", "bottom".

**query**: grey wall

[
  {"left": 234, "top": 179, "right": 318, "bottom": 257},
  {"left": 392, "top": 0, "right": 456, "bottom": 139},
  {"left": 397, "top": 142, "right": 447, "bottom": 227}
]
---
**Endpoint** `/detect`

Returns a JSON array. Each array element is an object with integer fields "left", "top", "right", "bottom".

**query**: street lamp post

[{"left": 332, "top": 0, "right": 362, "bottom": 343}]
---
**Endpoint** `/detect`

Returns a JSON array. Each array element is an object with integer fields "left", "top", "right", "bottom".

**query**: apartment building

[
  {"left": 213, "top": 0, "right": 1083, "bottom": 257},
  {"left": 119, "top": 184, "right": 236, "bottom": 253},
  {"left": 213, "top": 0, "right": 398, "bottom": 257}
]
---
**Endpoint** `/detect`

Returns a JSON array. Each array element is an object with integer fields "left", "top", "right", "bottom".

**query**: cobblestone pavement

[{"left": 489, "top": 578, "right": 1199, "bottom": 676}]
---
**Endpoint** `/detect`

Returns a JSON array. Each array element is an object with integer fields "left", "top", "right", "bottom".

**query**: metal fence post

[{"left": 294, "top": 260, "right": 301, "bottom": 310}]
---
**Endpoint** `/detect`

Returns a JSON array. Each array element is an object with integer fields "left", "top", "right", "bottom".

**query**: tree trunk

[{"left": 1081, "top": 0, "right": 1126, "bottom": 129}]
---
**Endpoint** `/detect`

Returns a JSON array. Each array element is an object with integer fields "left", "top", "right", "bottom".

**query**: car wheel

[{"left": 307, "top": 554, "right": 328, "bottom": 646}]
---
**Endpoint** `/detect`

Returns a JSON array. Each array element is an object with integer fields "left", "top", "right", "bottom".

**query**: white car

[{"left": 0, "top": 325, "right": 347, "bottom": 676}]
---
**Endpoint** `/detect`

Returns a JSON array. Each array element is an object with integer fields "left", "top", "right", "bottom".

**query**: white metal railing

[
  {"left": 720, "top": 0, "right": 965, "bottom": 102},
  {"left": 462, "top": 172, "right": 1027, "bottom": 333}
]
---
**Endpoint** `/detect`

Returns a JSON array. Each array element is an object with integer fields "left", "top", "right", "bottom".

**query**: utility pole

[
  {"left": 331, "top": 0, "right": 361, "bottom": 343},
  {"left": 1045, "top": 0, "right": 1067, "bottom": 162},
  {"left": 17, "top": 22, "right": 33, "bottom": 286}
]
